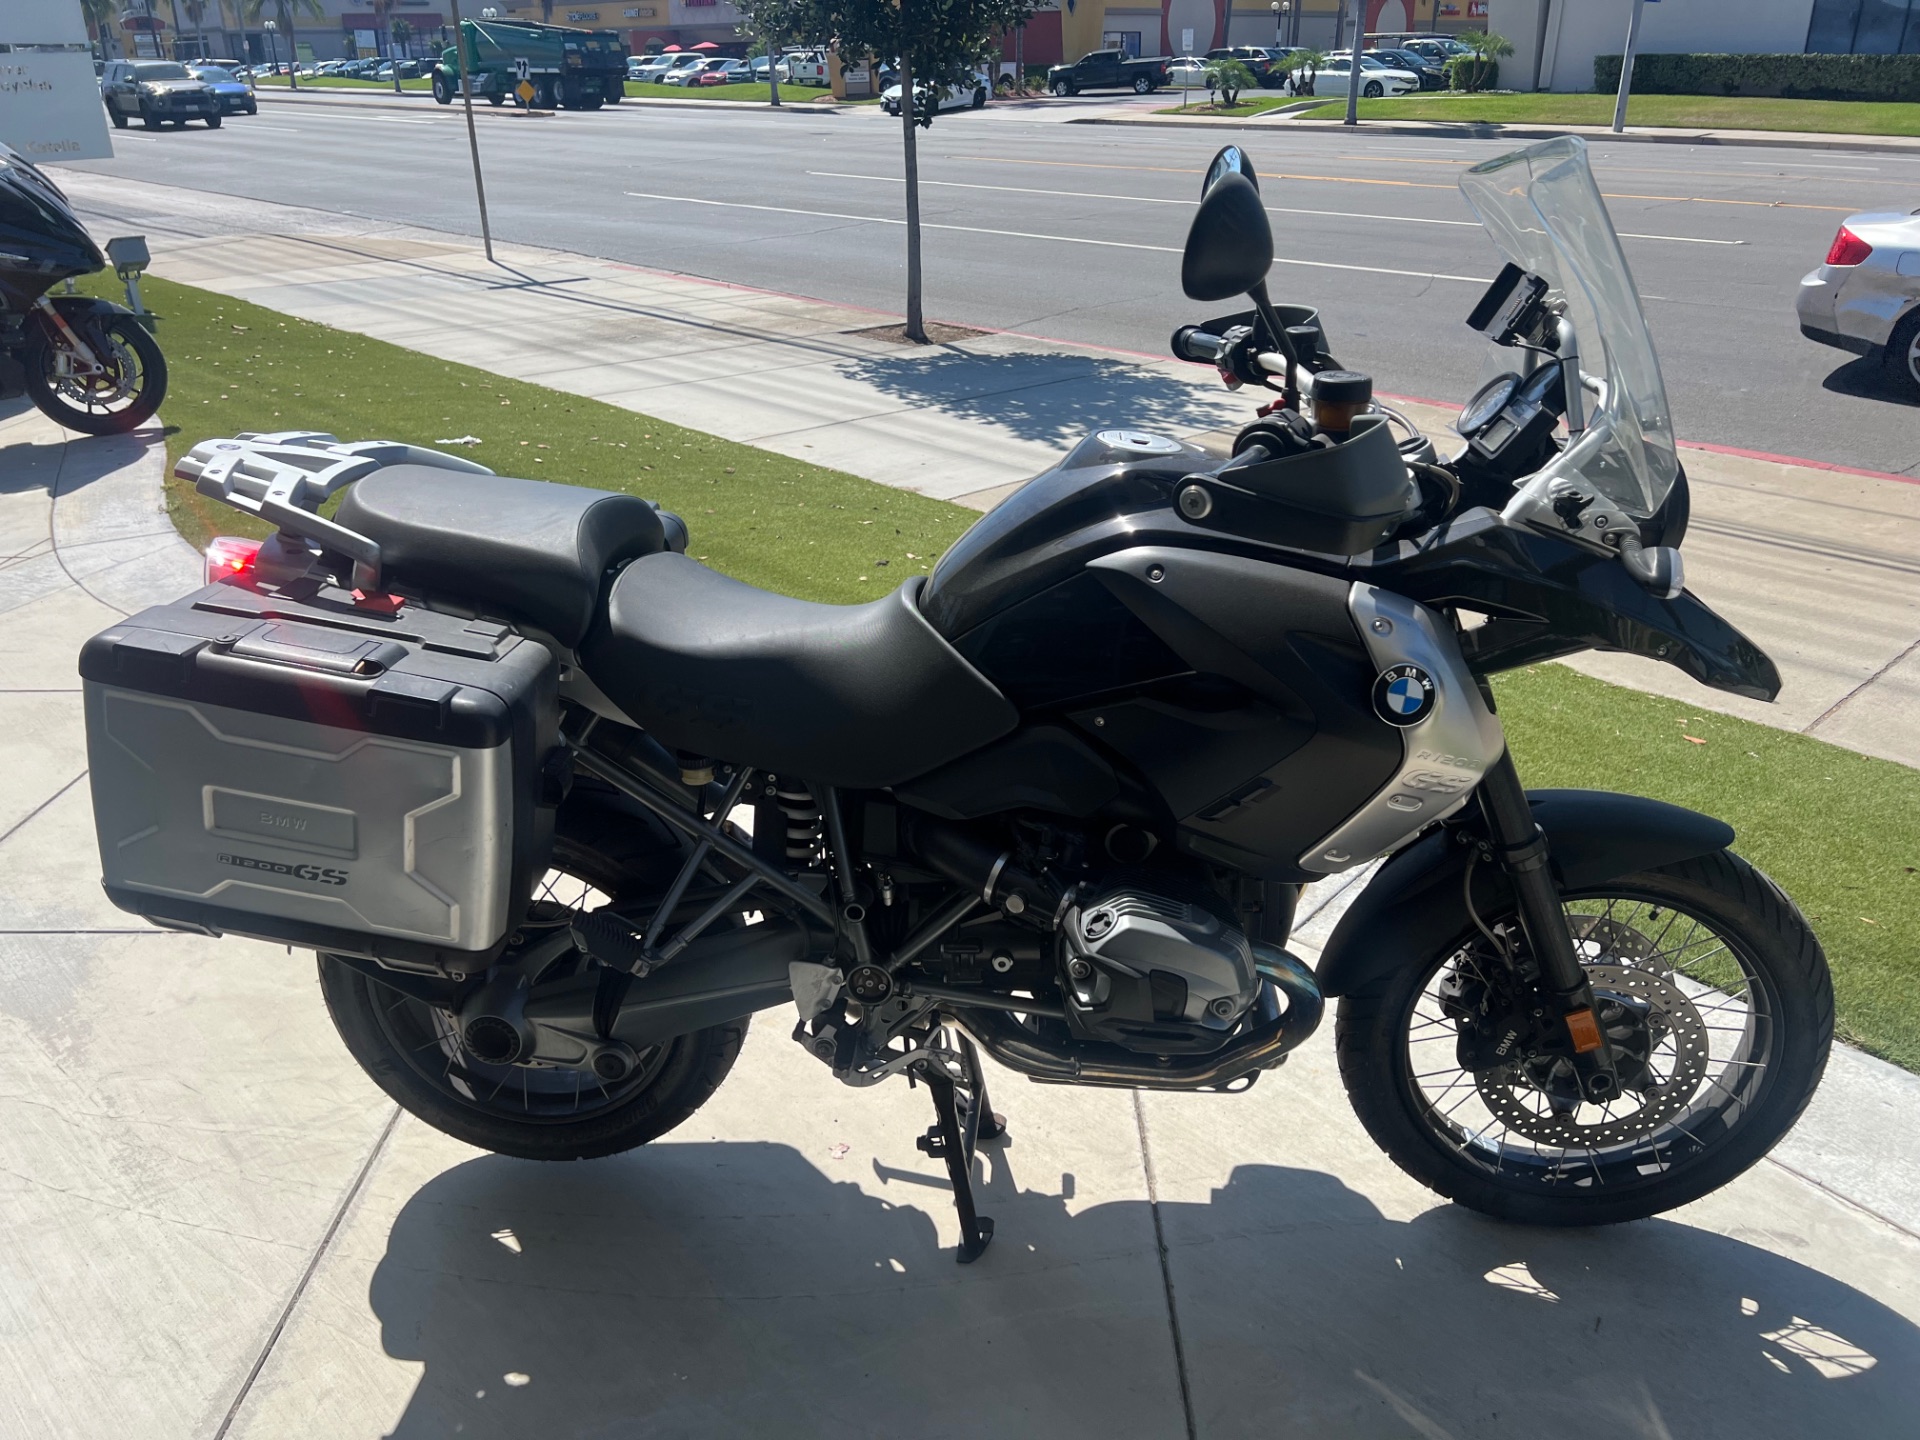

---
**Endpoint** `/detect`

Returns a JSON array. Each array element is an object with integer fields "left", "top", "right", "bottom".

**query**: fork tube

[{"left": 1477, "top": 751, "right": 1588, "bottom": 1004}]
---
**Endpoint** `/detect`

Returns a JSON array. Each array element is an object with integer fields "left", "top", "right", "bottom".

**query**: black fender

[
  {"left": 1313, "top": 789, "right": 1734, "bottom": 999},
  {"left": 31, "top": 295, "right": 136, "bottom": 354}
]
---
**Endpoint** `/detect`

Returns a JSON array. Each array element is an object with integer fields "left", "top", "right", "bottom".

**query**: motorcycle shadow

[{"left": 367, "top": 1141, "right": 1920, "bottom": 1439}]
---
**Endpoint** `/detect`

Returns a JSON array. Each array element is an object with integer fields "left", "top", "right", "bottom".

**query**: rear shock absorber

[{"left": 775, "top": 782, "right": 824, "bottom": 869}]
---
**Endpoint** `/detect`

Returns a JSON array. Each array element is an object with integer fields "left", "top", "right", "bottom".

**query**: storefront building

[
  {"left": 1492, "top": 0, "right": 1920, "bottom": 93},
  {"left": 1003, "top": 0, "right": 1474, "bottom": 69}
]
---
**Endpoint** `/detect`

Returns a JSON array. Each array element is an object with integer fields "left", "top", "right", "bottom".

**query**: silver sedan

[{"left": 1796, "top": 209, "right": 1920, "bottom": 397}]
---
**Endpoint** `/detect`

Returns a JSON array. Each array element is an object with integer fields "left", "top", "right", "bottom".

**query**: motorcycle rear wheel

[
  {"left": 1335, "top": 850, "right": 1832, "bottom": 1225},
  {"left": 319, "top": 812, "right": 747, "bottom": 1161},
  {"left": 25, "top": 311, "right": 168, "bottom": 435}
]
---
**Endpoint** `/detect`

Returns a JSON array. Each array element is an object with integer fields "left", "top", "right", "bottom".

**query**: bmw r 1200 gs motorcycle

[
  {"left": 0, "top": 142, "right": 168, "bottom": 435},
  {"left": 82, "top": 138, "right": 1830, "bottom": 1257}
]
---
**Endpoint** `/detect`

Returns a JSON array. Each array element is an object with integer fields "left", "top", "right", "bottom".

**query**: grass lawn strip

[
  {"left": 1294, "top": 92, "right": 1920, "bottom": 137},
  {"left": 123, "top": 272, "right": 1920, "bottom": 1073},
  {"left": 254, "top": 75, "right": 432, "bottom": 92}
]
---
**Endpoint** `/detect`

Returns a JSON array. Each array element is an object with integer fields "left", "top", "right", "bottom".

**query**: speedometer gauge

[{"left": 1459, "top": 372, "right": 1522, "bottom": 438}]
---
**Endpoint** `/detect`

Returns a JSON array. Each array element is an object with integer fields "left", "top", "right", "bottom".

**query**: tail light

[
  {"left": 1826, "top": 226, "right": 1873, "bottom": 267},
  {"left": 205, "top": 535, "right": 261, "bottom": 585}
]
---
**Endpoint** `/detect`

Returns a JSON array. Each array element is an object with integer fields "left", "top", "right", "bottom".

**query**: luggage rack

[{"left": 178, "top": 431, "right": 493, "bottom": 589}]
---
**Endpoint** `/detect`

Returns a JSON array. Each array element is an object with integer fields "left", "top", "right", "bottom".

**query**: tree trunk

[
  {"left": 768, "top": 41, "right": 780, "bottom": 106},
  {"left": 900, "top": 48, "right": 925, "bottom": 344}
]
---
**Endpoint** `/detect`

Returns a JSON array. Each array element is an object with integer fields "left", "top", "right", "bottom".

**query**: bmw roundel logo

[{"left": 1373, "top": 663, "right": 1436, "bottom": 727}]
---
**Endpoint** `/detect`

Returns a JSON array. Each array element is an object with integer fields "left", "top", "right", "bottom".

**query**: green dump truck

[{"left": 432, "top": 18, "right": 629, "bottom": 110}]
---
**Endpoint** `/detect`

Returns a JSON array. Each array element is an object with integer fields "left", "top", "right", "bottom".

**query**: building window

[
  {"left": 1806, "top": 0, "right": 1920, "bottom": 53},
  {"left": 1102, "top": 30, "right": 1142, "bottom": 55}
]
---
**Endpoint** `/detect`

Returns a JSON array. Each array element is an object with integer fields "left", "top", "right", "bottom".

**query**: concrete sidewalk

[
  {"left": 2, "top": 269, "right": 1919, "bottom": 1436},
  {"left": 55, "top": 170, "right": 1920, "bottom": 769}
]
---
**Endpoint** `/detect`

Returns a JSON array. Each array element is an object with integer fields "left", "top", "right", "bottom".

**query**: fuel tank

[
  {"left": 0, "top": 146, "right": 105, "bottom": 300},
  {"left": 919, "top": 430, "right": 1414, "bottom": 882}
]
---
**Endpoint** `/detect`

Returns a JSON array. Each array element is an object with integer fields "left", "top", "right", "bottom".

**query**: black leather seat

[
  {"left": 582, "top": 553, "right": 1019, "bottom": 789},
  {"left": 337, "top": 468, "right": 672, "bottom": 647}
]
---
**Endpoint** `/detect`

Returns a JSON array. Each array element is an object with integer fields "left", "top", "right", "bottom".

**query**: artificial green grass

[
  {"left": 1294, "top": 92, "right": 1920, "bottom": 137},
  {"left": 1496, "top": 664, "right": 1920, "bottom": 1071},
  {"left": 117, "top": 272, "right": 1920, "bottom": 1072},
  {"left": 126, "top": 273, "right": 973, "bottom": 603}
]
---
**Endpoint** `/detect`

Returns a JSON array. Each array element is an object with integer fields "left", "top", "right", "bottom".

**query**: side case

[{"left": 80, "top": 580, "right": 559, "bottom": 973}]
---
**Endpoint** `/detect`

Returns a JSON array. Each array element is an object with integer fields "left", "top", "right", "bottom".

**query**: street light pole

[
  {"left": 448, "top": 0, "right": 496, "bottom": 263},
  {"left": 264, "top": 19, "right": 278, "bottom": 78},
  {"left": 1611, "top": 0, "right": 1647, "bottom": 134},
  {"left": 1343, "top": 0, "right": 1362, "bottom": 125}
]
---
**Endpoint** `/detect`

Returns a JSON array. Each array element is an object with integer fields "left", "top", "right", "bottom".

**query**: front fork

[
  {"left": 1476, "top": 748, "right": 1623, "bottom": 1102},
  {"left": 31, "top": 297, "right": 105, "bottom": 376}
]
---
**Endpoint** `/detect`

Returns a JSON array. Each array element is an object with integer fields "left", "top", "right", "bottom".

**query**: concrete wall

[{"left": 1492, "top": 0, "right": 1817, "bottom": 93}]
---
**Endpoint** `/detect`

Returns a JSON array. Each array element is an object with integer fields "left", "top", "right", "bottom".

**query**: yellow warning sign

[{"left": 516, "top": 79, "right": 536, "bottom": 104}]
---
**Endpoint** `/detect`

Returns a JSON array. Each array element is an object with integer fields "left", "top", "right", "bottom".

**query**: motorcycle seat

[
  {"left": 581, "top": 552, "right": 1018, "bottom": 789},
  {"left": 336, "top": 468, "right": 671, "bottom": 647}
]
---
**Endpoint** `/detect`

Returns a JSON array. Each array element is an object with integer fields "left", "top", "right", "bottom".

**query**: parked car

[
  {"left": 100, "top": 59, "right": 222, "bottom": 129},
  {"left": 630, "top": 55, "right": 673, "bottom": 82},
  {"left": 1047, "top": 49, "right": 1170, "bottom": 96},
  {"left": 783, "top": 49, "right": 829, "bottom": 85},
  {"left": 695, "top": 59, "right": 752, "bottom": 86},
  {"left": 1401, "top": 36, "right": 1468, "bottom": 66},
  {"left": 187, "top": 64, "right": 258, "bottom": 115},
  {"left": 1368, "top": 46, "right": 1447, "bottom": 90},
  {"left": 654, "top": 54, "right": 709, "bottom": 84},
  {"left": 749, "top": 55, "right": 796, "bottom": 82},
  {"left": 1797, "top": 210, "right": 1920, "bottom": 397},
  {"left": 1203, "top": 45, "right": 1285, "bottom": 88},
  {"left": 1318, "top": 53, "right": 1420, "bottom": 97},
  {"left": 662, "top": 57, "right": 729, "bottom": 86},
  {"left": 1166, "top": 55, "right": 1209, "bottom": 86},
  {"left": 881, "top": 66, "right": 989, "bottom": 115}
]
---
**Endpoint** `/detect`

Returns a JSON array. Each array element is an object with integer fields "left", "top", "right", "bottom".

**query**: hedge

[
  {"left": 1594, "top": 52, "right": 1920, "bottom": 103},
  {"left": 1446, "top": 55, "right": 1499, "bottom": 92}
]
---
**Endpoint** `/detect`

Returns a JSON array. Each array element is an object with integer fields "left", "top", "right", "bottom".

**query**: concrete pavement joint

[
  {"left": 1132, "top": 1090, "right": 1198, "bottom": 1440},
  {"left": 1805, "top": 633, "right": 1920, "bottom": 738},
  {"left": 0, "top": 771, "right": 86, "bottom": 850},
  {"left": 210, "top": 1103, "right": 404, "bottom": 1440},
  {"left": 1765, "top": 1150, "right": 1920, "bottom": 1245}
]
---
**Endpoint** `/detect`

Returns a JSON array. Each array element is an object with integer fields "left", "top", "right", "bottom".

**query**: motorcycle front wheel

[
  {"left": 25, "top": 311, "right": 168, "bottom": 435},
  {"left": 1335, "top": 849, "right": 1832, "bottom": 1225}
]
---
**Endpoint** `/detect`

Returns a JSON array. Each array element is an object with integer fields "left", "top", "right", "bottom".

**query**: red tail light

[
  {"left": 1826, "top": 226, "right": 1873, "bottom": 267},
  {"left": 205, "top": 535, "right": 261, "bottom": 585}
]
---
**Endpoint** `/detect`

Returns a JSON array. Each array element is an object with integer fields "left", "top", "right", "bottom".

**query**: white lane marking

[
  {"left": 1737, "top": 160, "right": 1879, "bottom": 172},
  {"left": 625, "top": 190, "right": 1491, "bottom": 282},
  {"left": 806, "top": 171, "right": 1744, "bottom": 244},
  {"left": 240, "top": 121, "right": 303, "bottom": 132}
]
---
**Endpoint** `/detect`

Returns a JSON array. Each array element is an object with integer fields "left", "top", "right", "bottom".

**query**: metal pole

[
  {"left": 447, "top": 0, "right": 496, "bottom": 262},
  {"left": 1611, "top": 0, "right": 1646, "bottom": 134},
  {"left": 1343, "top": 0, "right": 1362, "bottom": 125}
]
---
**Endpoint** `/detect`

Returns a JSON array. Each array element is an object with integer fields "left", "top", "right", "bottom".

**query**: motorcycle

[
  {"left": 82, "top": 137, "right": 1829, "bottom": 1259},
  {"left": 0, "top": 142, "right": 168, "bottom": 435}
]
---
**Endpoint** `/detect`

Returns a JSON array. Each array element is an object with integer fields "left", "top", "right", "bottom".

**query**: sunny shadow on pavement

[{"left": 352, "top": 1142, "right": 1918, "bottom": 1439}]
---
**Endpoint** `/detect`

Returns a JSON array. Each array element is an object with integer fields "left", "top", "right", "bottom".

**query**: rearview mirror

[
  {"left": 1203, "top": 145, "right": 1258, "bottom": 196},
  {"left": 1181, "top": 172, "right": 1273, "bottom": 303}
]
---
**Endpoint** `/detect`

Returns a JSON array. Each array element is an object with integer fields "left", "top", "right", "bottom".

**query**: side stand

[{"left": 916, "top": 1035, "right": 1005, "bottom": 1264}]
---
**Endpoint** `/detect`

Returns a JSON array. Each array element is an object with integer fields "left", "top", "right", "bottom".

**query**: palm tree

[
  {"left": 1453, "top": 28, "right": 1513, "bottom": 92},
  {"left": 182, "top": 0, "right": 212, "bottom": 60},
  {"left": 1281, "top": 47, "right": 1323, "bottom": 97},
  {"left": 1202, "top": 57, "right": 1254, "bottom": 110},
  {"left": 390, "top": 17, "right": 413, "bottom": 90},
  {"left": 79, "top": 0, "right": 119, "bottom": 60}
]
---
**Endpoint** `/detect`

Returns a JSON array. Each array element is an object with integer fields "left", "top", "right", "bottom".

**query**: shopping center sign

[{"left": 1, "top": 0, "right": 112, "bottom": 162}]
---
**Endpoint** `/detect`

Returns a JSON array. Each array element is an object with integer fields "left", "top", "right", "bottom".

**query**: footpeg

[{"left": 571, "top": 910, "right": 652, "bottom": 975}]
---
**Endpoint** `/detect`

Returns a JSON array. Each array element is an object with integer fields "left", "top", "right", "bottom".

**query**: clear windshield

[{"left": 1458, "top": 136, "right": 1678, "bottom": 519}]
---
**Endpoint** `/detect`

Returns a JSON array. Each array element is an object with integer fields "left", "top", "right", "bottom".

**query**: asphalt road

[{"left": 55, "top": 94, "right": 1920, "bottom": 475}]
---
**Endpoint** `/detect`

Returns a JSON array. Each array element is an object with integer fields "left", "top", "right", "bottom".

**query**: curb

[
  {"left": 1074, "top": 111, "right": 1920, "bottom": 155},
  {"left": 256, "top": 90, "right": 854, "bottom": 117}
]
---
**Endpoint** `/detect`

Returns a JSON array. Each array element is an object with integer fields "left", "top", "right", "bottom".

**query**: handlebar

[{"left": 1170, "top": 326, "right": 1225, "bottom": 364}]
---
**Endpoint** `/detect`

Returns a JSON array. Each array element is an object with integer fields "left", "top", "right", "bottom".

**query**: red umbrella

[
  {"left": 661, "top": 44, "right": 682, "bottom": 52},
  {"left": 691, "top": 41, "right": 719, "bottom": 50}
]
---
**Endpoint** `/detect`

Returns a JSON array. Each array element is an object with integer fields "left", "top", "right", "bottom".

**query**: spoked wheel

[
  {"left": 319, "top": 820, "right": 746, "bottom": 1160},
  {"left": 24, "top": 312, "right": 167, "bottom": 435},
  {"left": 1337, "top": 851, "right": 1832, "bottom": 1225}
]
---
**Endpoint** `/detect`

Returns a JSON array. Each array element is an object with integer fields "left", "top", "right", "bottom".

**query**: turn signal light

[
  {"left": 205, "top": 535, "right": 261, "bottom": 585},
  {"left": 1825, "top": 226, "right": 1873, "bottom": 267}
]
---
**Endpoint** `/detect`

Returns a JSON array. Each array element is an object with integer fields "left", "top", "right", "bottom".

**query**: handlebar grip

[{"left": 1171, "top": 326, "right": 1225, "bottom": 364}]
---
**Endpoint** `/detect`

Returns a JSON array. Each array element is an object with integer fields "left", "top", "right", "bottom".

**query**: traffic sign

[
  {"left": 516, "top": 78, "right": 535, "bottom": 104},
  {"left": 514, "top": 56, "right": 530, "bottom": 81}
]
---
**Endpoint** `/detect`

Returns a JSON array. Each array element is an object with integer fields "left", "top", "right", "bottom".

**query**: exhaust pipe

[{"left": 949, "top": 944, "right": 1323, "bottom": 1091}]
